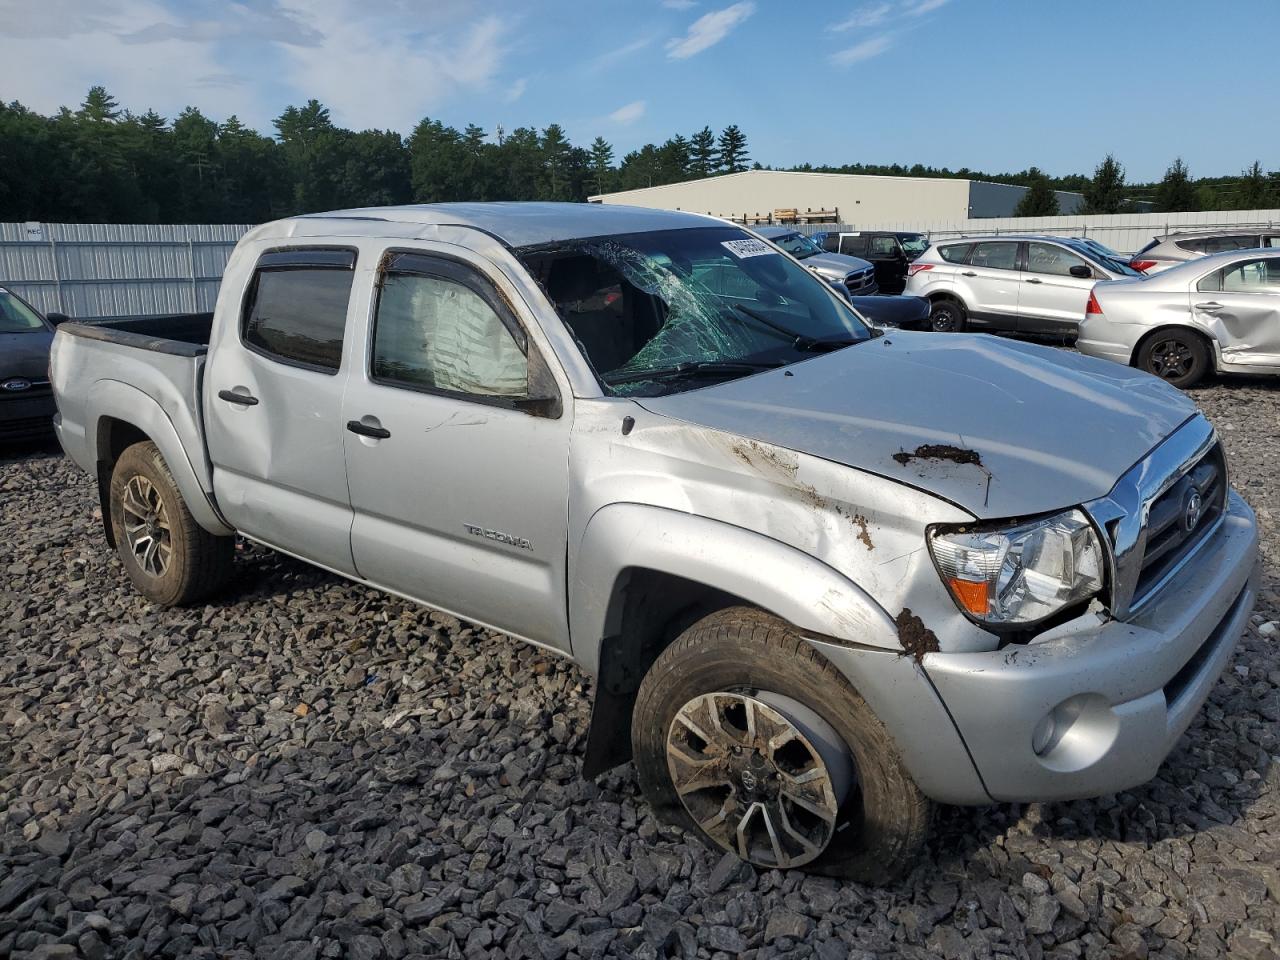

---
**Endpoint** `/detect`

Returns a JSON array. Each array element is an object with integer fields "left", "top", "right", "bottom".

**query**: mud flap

[
  {"left": 97, "top": 460, "right": 116, "bottom": 549},
  {"left": 581, "top": 633, "right": 642, "bottom": 779}
]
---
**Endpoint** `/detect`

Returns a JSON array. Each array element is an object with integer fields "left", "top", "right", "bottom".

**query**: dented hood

[{"left": 636, "top": 331, "right": 1198, "bottom": 519}]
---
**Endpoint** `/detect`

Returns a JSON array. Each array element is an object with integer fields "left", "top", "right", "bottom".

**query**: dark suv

[{"left": 821, "top": 231, "right": 930, "bottom": 294}]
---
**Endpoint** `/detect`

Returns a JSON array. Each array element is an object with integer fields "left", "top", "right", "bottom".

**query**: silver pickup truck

[{"left": 51, "top": 203, "right": 1258, "bottom": 883}]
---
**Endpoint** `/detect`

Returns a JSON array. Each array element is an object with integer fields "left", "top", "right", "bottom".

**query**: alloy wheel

[
  {"left": 120, "top": 475, "right": 173, "bottom": 577},
  {"left": 665, "top": 691, "right": 852, "bottom": 869},
  {"left": 1149, "top": 338, "right": 1193, "bottom": 380}
]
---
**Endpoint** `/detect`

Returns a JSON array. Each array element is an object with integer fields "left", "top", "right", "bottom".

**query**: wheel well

[
  {"left": 1129, "top": 325, "right": 1214, "bottom": 367},
  {"left": 581, "top": 568, "right": 747, "bottom": 778},
  {"left": 93, "top": 417, "right": 151, "bottom": 549},
  {"left": 926, "top": 292, "right": 965, "bottom": 309}
]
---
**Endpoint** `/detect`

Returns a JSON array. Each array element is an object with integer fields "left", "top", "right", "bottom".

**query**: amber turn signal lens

[{"left": 947, "top": 577, "right": 990, "bottom": 616}]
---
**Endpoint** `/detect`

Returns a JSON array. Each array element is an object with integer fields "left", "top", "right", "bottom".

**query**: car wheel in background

[
  {"left": 1137, "top": 330, "right": 1210, "bottom": 389},
  {"left": 631, "top": 607, "right": 932, "bottom": 884},
  {"left": 929, "top": 299, "right": 967, "bottom": 333},
  {"left": 109, "top": 440, "right": 235, "bottom": 606}
]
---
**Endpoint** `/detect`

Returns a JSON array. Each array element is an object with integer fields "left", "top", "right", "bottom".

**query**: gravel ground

[{"left": 2, "top": 374, "right": 1278, "bottom": 960}]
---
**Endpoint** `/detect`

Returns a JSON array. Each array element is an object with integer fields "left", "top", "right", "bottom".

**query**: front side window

[
  {"left": 373, "top": 262, "right": 527, "bottom": 398},
  {"left": 0, "top": 290, "right": 47, "bottom": 333},
  {"left": 1026, "top": 242, "right": 1090, "bottom": 278},
  {"left": 969, "top": 242, "right": 1018, "bottom": 271},
  {"left": 520, "top": 226, "right": 870, "bottom": 397},
  {"left": 242, "top": 250, "right": 355, "bottom": 372},
  {"left": 898, "top": 234, "right": 929, "bottom": 256}
]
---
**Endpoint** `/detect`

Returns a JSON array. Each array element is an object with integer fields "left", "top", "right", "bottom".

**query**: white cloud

[
  {"left": 830, "top": 33, "right": 893, "bottom": 66},
  {"left": 905, "top": 0, "right": 950, "bottom": 15},
  {"left": 832, "top": 2, "right": 892, "bottom": 32},
  {"left": 608, "top": 100, "right": 647, "bottom": 124},
  {"left": 505, "top": 78, "right": 528, "bottom": 103},
  {"left": 665, "top": 1, "right": 755, "bottom": 60}
]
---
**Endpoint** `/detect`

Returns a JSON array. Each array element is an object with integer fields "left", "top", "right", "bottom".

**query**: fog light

[{"left": 1032, "top": 713, "right": 1057, "bottom": 756}]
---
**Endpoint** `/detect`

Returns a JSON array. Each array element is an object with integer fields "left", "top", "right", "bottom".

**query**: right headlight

[{"left": 928, "top": 509, "right": 1105, "bottom": 628}]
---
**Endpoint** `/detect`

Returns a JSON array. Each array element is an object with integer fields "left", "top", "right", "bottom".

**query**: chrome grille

[
  {"left": 844, "top": 269, "right": 875, "bottom": 293},
  {"left": 1133, "top": 442, "right": 1225, "bottom": 604}
]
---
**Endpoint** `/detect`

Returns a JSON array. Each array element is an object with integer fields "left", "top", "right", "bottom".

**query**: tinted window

[
  {"left": 1266, "top": 236, "right": 1279, "bottom": 248},
  {"left": 869, "top": 235, "right": 899, "bottom": 257},
  {"left": 374, "top": 268, "right": 527, "bottom": 397},
  {"left": 1026, "top": 242, "right": 1090, "bottom": 277},
  {"left": 1217, "top": 258, "right": 1280, "bottom": 293},
  {"left": 969, "top": 242, "right": 1018, "bottom": 270},
  {"left": 939, "top": 243, "right": 972, "bottom": 264},
  {"left": 1180, "top": 235, "right": 1259, "bottom": 255},
  {"left": 243, "top": 255, "right": 355, "bottom": 371},
  {"left": 839, "top": 235, "right": 868, "bottom": 255},
  {"left": 0, "top": 290, "right": 46, "bottom": 333}
]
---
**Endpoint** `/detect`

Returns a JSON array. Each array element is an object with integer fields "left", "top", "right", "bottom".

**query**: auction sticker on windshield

[{"left": 721, "top": 239, "right": 776, "bottom": 259}]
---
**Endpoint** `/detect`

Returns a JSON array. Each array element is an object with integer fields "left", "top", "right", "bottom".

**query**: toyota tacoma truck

[{"left": 50, "top": 203, "right": 1259, "bottom": 883}]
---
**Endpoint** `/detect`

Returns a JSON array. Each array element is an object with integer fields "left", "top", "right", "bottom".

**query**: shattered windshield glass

[{"left": 519, "top": 227, "right": 870, "bottom": 397}]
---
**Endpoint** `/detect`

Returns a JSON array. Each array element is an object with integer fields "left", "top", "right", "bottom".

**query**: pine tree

[
  {"left": 1154, "top": 157, "right": 1198, "bottom": 212},
  {"left": 540, "top": 124, "right": 572, "bottom": 201},
  {"left": 689, "top": 126, "right": 717, "bottom": 178},
  {"left": 717, "top": 125, "right": 749, "bottom": 173},
  {"left": 1234, "top": 161, "right": 1275, "bottom": 210},
  {"left": 78, "top": 86, "right": 120, "bottom": 123},
  {"left": 1013, "top": 167, "right": 1060, "bottom": 217},
  {"left": 1082, "top": 154, "right": 1126, "bottom": 214},
  {"left": 588, "top": 136, "right": 614, "bottom": 195}
]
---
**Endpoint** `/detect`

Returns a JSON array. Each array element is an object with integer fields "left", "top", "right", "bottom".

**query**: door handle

[
  {"left": 961, "top": 271, "right": 977, "bottom": 277},
  {"left": 1024, "top": 278, "right": 1043, "bottom": 284},
  {"left": 1195, "top": 301, "right": 1222, "bottom": 312},
  {"left": 218, "top": 389, "right": 258, "bottom": 406},
  {"left": 346, "top": 419, "right": 391, "bottom": 439}
]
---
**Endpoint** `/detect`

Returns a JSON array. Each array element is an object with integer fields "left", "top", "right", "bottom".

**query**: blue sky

[{"left": 1, "top": 0, "right": 1275, "bottom": 182}]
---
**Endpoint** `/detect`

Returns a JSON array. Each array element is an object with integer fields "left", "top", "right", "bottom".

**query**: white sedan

[{"left": 1077, "top": 248, "right": 1280, "bottom": 388}]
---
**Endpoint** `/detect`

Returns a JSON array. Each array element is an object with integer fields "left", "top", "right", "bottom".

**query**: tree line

[{"left": 0, "top": 87, "right": 1275, "bottom": 225}]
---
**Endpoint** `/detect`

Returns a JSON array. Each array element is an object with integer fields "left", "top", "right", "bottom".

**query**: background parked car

[
  {"left": 904, "top": 235, "right": 1141, "bottom": 335},
  {"left": 1130, "top": 228, "right": 1280, "bottom": 274},
  {"left": 1078, "top": 248, "right": 1280, "bottom": 388},
  {"left": 0, "top": 287, "right": 67, "bottom": 440},
  {"left": 821, "top": 231, "right": 929, "bottom": 294},
  {"left": 755, "top": 226, "right": 879, "bottom": 296}
]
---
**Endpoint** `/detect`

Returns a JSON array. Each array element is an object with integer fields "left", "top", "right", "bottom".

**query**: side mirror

[
  {"left": 1069, "top": 265, "right": 1093, "bottom": 279},
  {"left": 46, "top": 311, "right": 71, "bottom": 325}
]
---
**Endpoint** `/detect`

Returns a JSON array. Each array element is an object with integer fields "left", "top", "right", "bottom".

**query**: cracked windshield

[{"left": 519, "top": 226, "right": 869, "bottom": 396}]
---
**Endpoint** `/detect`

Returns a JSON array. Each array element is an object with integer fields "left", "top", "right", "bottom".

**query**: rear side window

[
  {"left": 868, "top": 235, "right": 899, "bottom": 257},
  {"left": 1205, "top": 257, "right": 1280, "bottom": 293},
  {"left": 839, "top": 235, "right": 868, "bottom": 255},
  {"left": 969, "top": 242, "right": 1018, "bottom": 270},
  {"left": 242, "top": 249, "right": 356, "bottom": 372},
  {"left": 939, "top": 243, "right": 972, "bottom": 263}
]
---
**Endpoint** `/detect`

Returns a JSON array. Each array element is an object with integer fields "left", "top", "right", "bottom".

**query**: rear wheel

[
  {"left": 1137, "top": 330, "right": 1209, "bottom": 388},
  {"left": 632, "top": 608, "right": 932, "bottom": 883},
  {"left": 109, "top": 441, "right": 234, "bottom": 606},
  {"left": 929, "top": 298, "right": 967, "bottom": 333}
]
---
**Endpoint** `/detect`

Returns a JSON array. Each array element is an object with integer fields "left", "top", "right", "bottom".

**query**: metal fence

[
  {"left": 0, "top": 222, "right": 252, "bottom": 320},
  {"left": 790, "top": 208, "right": 1280, "bottom": 256}
]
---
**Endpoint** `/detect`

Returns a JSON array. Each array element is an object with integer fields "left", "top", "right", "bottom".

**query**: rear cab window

[{"left": 241, "top": 249, "right": 356, "bottom": 373}]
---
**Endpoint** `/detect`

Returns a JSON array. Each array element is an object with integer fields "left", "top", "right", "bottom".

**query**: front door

[
  {"left": 1017, "top": 241, "right": 1098, "bottom": 334},
  {"left": 341, "top": 247, "right": 573, "bottom": 650},
  {"left": 204, "top": 246, "right": 359, "bottom": 573},
  {"left": 865, "top": 234, "right": 908, "bottom": 293},
  {"left": 1193, "top": 256, "right": 1280, "bottom": 365},
  {"left": 960, "top": 240, "right": 1021, "bottom": 329}
]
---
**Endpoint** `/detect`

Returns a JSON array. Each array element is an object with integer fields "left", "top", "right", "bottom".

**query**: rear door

[
  {"left": 957, "top": 241, "right": 1021, "bottom": 329},
  {"left": 1193, "top": 256, "right": 1280, "bottom": 365},
  {"left": 340, "top": 244, "right": 574, "bottom": 650},
  {"left": 1017, "top": 241, "right": 1098, "bottom": 334},
  {"left": 204, "top": 246, "right": 359, "bottom": 573}
]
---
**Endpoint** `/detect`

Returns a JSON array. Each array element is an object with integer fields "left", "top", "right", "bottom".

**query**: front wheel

[
  {"left": 929, "top": 299, "right": 967, "bottom": 333},
  {"left": 632, "top": 608, "right": 932, "bottom": 883},
  {"left": 109, "top": 441, "right": 235, "bottom": 606},
  {"left": 1137, "top": 330, "right": 1210, "bottom": 389}
]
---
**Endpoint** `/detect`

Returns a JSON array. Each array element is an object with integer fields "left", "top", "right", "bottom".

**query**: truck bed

[{"left": 59, "top": 312, "right": 213, "bottom": 357}]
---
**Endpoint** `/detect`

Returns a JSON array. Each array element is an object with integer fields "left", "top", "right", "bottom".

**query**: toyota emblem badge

[{"left": 1183, "top": 491, "right": 1203, "bottom": 533}]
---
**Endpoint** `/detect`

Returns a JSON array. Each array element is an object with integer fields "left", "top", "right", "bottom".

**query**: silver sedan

[{"left": 1078, "top": 248, "right": 1280, "bottom": 387}]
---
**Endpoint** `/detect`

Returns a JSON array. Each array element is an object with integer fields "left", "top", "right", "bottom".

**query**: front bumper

[
  {"left": 924, "top": 490, "right": 1258, "bottom": 803},
  {"left": 0, "top": 393, "right": 57, "bottom": 439}
]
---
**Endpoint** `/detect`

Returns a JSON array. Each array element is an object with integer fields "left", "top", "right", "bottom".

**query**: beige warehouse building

[{"left": 589, "top": 169, "right": 1084, "bottom": 224}]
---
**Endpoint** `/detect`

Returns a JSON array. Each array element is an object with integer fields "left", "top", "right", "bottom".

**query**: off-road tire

[
  {"left": 1136, "top": 329, "right": 1210, "bottom": 389},
  {"left": 929, "top": 298, "right": 967, "bottom": 333},
  {"left": 109, "top": 441, "right": 234, "bottom": 606},
  {"left": 632, "top": 607, "right": 932, "bottom": 884}
]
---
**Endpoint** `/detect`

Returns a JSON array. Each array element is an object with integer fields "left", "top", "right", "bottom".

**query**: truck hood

[
  {"left": 0, "top": 329, "right": 54, "bottom": 380},
  {"left": 801, "top": 252, "right": 872, "bottom": 279},
  {"left": 636, "top": 331, "right": 1197, "bottom": 519}
]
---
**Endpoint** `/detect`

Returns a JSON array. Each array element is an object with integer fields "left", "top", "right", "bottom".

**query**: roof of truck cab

[{"left": 285, "top": 202, "right": 725, "bottom": 248}]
